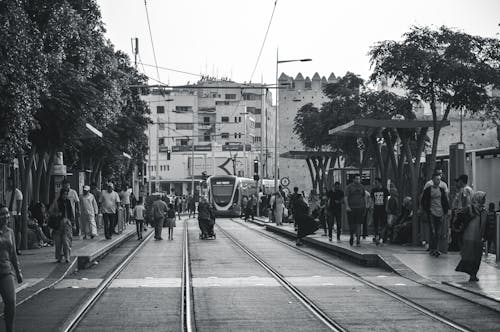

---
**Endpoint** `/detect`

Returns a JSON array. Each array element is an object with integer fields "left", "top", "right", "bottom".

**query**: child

[
  {"left": 166, "top": 203, "right": 176, "bottom": 240},
  {"left": 133, "top": 198, "right": 146, "bottom": 240},
  {"left": 485, "top": 202, "right": 496, "bottom": 256}
]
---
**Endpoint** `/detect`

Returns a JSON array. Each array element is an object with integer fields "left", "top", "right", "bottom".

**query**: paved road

[{"left": 6, "top": 218, "right": 500, "bottom": 332}]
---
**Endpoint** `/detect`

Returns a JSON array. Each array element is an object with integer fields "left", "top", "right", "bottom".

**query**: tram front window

[{"left": 210, "top": 178, "right": 235, "bottom": 206}]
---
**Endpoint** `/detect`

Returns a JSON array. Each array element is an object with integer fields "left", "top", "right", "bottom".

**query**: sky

[{"left": 97, "top": 0, "right": 500, "bottom": 86}]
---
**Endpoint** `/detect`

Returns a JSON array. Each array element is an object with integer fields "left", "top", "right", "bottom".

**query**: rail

[{"left": 229, "top": 218, "right": 474, "bottom": 332}]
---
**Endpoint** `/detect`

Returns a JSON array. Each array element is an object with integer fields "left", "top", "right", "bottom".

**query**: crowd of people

[{"left": 255, "top": 169, "right": 497, "bottom": 282}]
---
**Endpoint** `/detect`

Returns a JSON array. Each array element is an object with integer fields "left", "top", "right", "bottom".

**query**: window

[
  {"left": 216, "top": 101, "right": 230, "bottom": 105},
  {"left": 305, "top": 81, "right": 312, "bottom": 89},
  {"left": 255, "top": 122, "right": 261, "bottom": 128},
  {"left": 221, "top": 116, "right": 229, "bottom": 123},
  {"left": 238, "top": 133, "right": 242, "bottom": 139},
  {"left": 158, "top": 138, "right": 165, "bottom": 146},
  {"left": 175, "top": 106, "right": 192, "bottom": 112},
  {"left": 234, "top": 133, "right": 237, "bottom": 139},
  {"left": 203, "top": 116, "right": 210, "bottom": 124},
  {"left": 203, "top": 133, "right": 211, "bottom": 142},
  {"left": 225, "top": 94, "right": 236, "bottom": 100},
  {"left": 221, "top": 133, "right": 229, "bottom": 139},
  {"left": 176, "top": 138, "right": 189, "bottom": 146},
  {"left": 247, "top": 107, "right": 255, "bottom": 114},
  {"left": 175, "top": 123, "right": 193, "bottom": 130},
  {"left": 159, "top": 123, "right": 165, "bottom": 130},
  {"left": 156, "top": 106, "right": 165, "bottom": 114},
  {"left": 254, "top": 108, "right": 261, "bottom": 115},
  {"left": 238, "top": 116, "right": 241, "bottom": 123},
  {"left": 234, "top": 117, "right": 238, "bottom": 123},
  {"left": 254, "top": 136, "right": 262, "bottom": 143}
]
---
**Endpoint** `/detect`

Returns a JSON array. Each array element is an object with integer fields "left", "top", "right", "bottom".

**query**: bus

[{"left": 207, "top": 175, "right": 276, "bottom": 217}]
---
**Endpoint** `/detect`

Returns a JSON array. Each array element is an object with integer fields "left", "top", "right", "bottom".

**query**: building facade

[
  {"left": 278, "top": 72, "right": 338, "bottom": 194},
  {"left": 142, "top": 77, "right": 275, "bottom": 195}
]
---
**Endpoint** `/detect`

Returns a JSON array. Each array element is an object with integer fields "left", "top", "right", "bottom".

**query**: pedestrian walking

[
  {"left": 456, "top": 191, "right": 487, "bottom": 282},
  {"left": 344, "top": 174, "right": 366, "bottom": 246},
  {"left": 450, "top": 174, "right": 473, "bottom": 251},
  {"left": 484, "top": 202, "right": 496, "bottom": 256},
  {"left": 4, "top": 178, "right": 23, "bottom": 255},
  {"left": 62, "top": 180, "right": 80, "bottom": 237},
  {"left": 165, "top": 203, "right": 176, "bottom": 240},
  {"left": 273, "top": 192, "right": 285, "bottom": 226},
  {"left": 100, "top": 182, "right": 121, "bottom": 240},
  {"left": 80, "top": 185, "right": 98, "bottom": 239},
  {"left": 49, "top": 188, "right": 74, "bottom": 263},
  {"left": 120, "top": 186, "right": 131, "bottom": 224},
  {"left": 363, "top": 189, "right": 373, "bottom": 239},
  {"left": 133, "top": 198, "right": 146, "bottom": 240},
  {"left": 198, "top": 197, "right": 215, "bottom": 239},
  {"left": 319, "top": 193, "right": 328, "bottom": 237},
  {"left": 327, "top": 182, "right": 344, "bottom": 241},
  {"left": 152, "top": 196, "right": 168, "bottom": 240},
  {"left": 308, "top": 190, "right": 320, "bottom": 220},
  {"left": 0, "top": 206, "right": 23, "bottom": 332},
  {"left": 289, "top": 187, "right": 301, "bottom": 230},
  {"left": 386, "top": 185, "right": 400, "bottom": 243},
  {"left": 371, "top": 178, "right": 389, "bottom": 245},
  {"left": 244, "top": 195, "right": 255, "bottom": 222},
  {"left": 188, "top": 195, "right": 196, "bottom": 218},
  {"left": 421, "top": 173, "right": 450, "bottom": 257}
]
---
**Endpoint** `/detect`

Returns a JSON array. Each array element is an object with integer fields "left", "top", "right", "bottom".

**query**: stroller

[{"left": 199, "top": 217, "right": 216, "bottom": 239}]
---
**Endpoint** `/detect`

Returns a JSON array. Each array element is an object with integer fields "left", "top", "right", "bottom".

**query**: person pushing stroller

[{"left": 198, "top": 197, "right": 216, "bottom": 239}]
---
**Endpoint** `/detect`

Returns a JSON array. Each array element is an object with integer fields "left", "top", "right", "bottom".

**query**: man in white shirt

[
  {"left": 100, "top": 182, "right": 121, "bottom": 239},
  {"left": 424, "top": 168, "right": 449, "bottom": 193},
  {"left": 5, "top": 178, "right": 23, "bottom": 254},
  {"left": 80, "top": 185, "right": 98, "bottom": 239},
  {"left": 63, "top": 180, "right": 80, "bottom": 236}
]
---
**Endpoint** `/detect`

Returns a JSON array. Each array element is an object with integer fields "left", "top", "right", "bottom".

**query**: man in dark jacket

[{"left": 421, "top": 173, "right": 450, "bottom": 257}]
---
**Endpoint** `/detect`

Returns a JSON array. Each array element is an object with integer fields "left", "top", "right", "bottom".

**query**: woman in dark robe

[
  {"left": 295, "top": 195, "right": 318, "bottom": 246},
  {"left": 455, "top": 191, "right": 487, "bottom": 282}
]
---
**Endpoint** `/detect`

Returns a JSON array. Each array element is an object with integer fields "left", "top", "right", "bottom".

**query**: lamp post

[
  {"left": 274, "top": 50, "right": 311, "bottom": 191},
  {"left": 240, "top": 111, "right": 249, "bottom": 176}
]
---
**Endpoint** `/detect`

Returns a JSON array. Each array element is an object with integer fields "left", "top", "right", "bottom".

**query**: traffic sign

[{"left": 280, "top": 177, "right": 290, "bottom": 187}]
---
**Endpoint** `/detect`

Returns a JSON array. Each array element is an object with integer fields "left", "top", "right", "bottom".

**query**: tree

[
  {"left": 370, "top": 25, "right": 500, "bottom": 177},
  {"left": 0, "top": 0, "right": 46, "bottom": 161}
]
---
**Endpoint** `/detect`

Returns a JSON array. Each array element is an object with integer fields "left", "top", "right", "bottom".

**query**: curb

[{"left": 75, "top": 228, "right": 137, "bottom": 270}]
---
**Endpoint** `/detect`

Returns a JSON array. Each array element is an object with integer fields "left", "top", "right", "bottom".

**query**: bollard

[{"left": 496, "top": 212, "right": 500, "bottom": 262}]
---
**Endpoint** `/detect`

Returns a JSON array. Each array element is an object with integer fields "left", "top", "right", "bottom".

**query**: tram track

[
  {"left": 60, "top": 230, "right": 155, "bottom": 332},
  {"left": 225, "top": 218, "right": 476, "bottom": 332},
  {"left": 182, "top": 219, "right": 195, "bottom": 332},
  {"left": 216, "top": 223, "right": 346, "bottom": 332}
]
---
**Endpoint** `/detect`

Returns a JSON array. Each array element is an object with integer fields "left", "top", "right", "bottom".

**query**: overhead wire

[
  {"left": 249, "top": 0, "right": 278, "bottom": 83},
  {"left": 143, "top": 0, "right": 161, "bottom": 82}
]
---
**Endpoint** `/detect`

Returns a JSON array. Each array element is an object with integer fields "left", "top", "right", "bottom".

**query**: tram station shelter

[{"left": 328, "top": 118, "right": 450, "bottom": 245}]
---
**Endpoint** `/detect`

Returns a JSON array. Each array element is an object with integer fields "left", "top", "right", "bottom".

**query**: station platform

[
  {"left": 14, "top": 224, "right": 137, "bottom": 304},
  {"left": 248, "top": 216, "right": 500, "bottom": 303}
]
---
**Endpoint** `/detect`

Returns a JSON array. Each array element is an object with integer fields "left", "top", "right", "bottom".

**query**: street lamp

[
  {"left": 240, "top": 111, "right": 249, "bottom": 176},
  {"left": 274, "top": 50, "right": 311, "bottom": 191}
]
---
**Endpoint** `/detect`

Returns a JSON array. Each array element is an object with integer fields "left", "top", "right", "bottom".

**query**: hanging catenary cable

[
  {"left": 144, "top": 0, "right": 161, "bottom": 82},
  {"left": 141, "top": 63, "right": 202, "bottom": 77},
  {"left": 249, "top": 0, "right": 278, "bottom": 83}
]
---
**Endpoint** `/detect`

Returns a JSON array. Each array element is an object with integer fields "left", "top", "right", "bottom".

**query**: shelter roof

[
  {"left": 295, "top": 73, "right": 304, "bottom": 81},
  {"left": 280, "top": 150, "right": 338, "bottom": 159},
  {"left": 312, "top": 72, "right": 321, "bottom": 80},
  {"left": 328, "top": 119, "right": 450, "bottom": 137}
]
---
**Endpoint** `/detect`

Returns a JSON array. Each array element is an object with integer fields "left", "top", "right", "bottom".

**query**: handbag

[{"left": 283, "top": 207, "right": 289, "bottom": 218}]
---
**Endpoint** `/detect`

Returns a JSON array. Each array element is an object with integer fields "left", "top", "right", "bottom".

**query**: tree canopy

[{"left": 369, "top": 25, "right": 500, "bottom": 175}]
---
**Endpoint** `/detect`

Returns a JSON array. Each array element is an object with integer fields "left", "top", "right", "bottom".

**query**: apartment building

[{"left": 141, "top": 77, "right": 275, "bottom": 195}]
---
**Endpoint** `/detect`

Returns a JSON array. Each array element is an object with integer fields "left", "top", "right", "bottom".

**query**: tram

[{"left": 207, "top": 175, "right": 276, "bottom": 217}]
